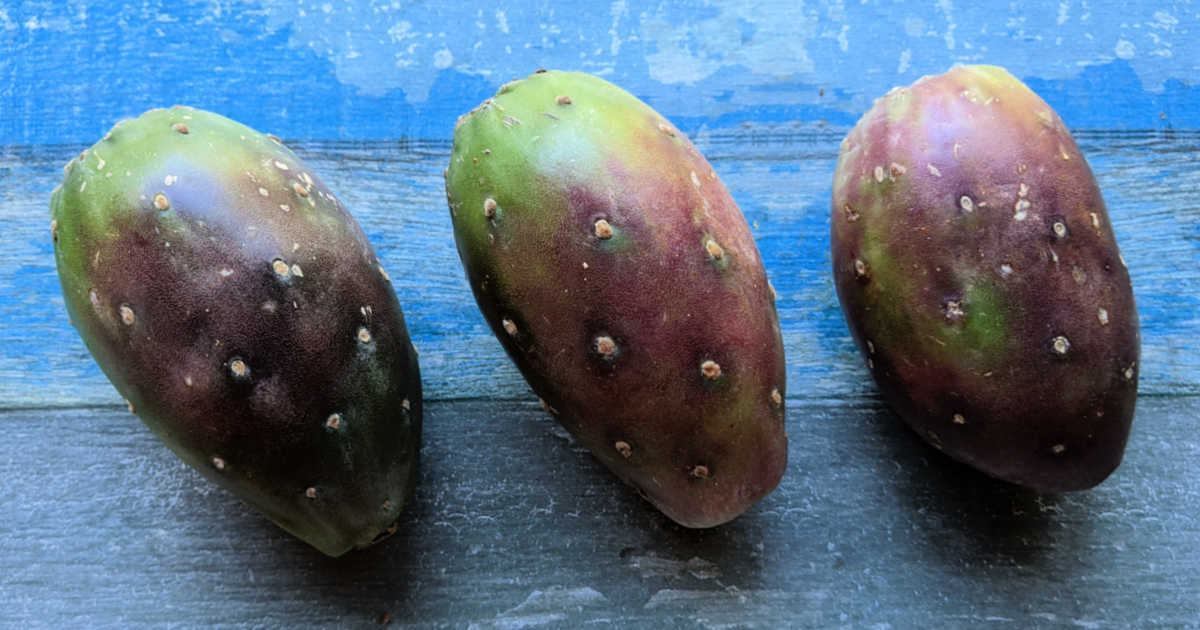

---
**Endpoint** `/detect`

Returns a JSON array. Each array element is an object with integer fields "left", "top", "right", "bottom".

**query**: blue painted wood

[
  {"left": 2, "top": 131, "right": 1197, "bottom": 408},
  {"left": 1, "top": 1, "right": 1199, "bottom": 145}
]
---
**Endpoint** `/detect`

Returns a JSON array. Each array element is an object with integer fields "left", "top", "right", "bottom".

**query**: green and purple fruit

[
  {"left": 51, "top": 107, "right": 421, "bottom": 556},
  {"left": 832, "top": 65, "right": 1139, "bottom": 491},
  {"left": 445, "top": 70, "right": 788, "bottom": 527}
]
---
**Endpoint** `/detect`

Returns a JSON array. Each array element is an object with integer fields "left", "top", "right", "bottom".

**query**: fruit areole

[
  {"left": 831, "top": 65, "right": 1139, "bottom": 491},
  {"left": 51, "top": 107, "right": 422, "bottom": 556},
  {"left": 445, "top": 71, "right": 788, "bottom": 527}
]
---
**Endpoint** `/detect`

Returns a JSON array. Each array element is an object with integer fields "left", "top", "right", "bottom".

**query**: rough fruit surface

[
  {"left": 831, "top": 65, "right": 1139, "bottom": 491},
  {"left": 445, "top": 70, "right": 787, "bottom": 527},
  {"left": 51, "top": 107, "right": 422, "bottom": 556}
]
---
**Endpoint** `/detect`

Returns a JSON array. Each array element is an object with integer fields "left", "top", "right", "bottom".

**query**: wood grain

[
  {"left": 2, "top": 132, "right": 1197, "bottom": 408},
  {"left": 0, "top": 397, "right": 1196, "bottom": 628}
]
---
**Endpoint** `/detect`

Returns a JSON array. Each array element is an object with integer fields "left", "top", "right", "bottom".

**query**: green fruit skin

[
  {"left": 832, "top": 65, "right": 1139, "bottom": 492},
  {"left": 51, "top": 107, "right": 421, "bottom": 556},
  {"left": 445, "top": 71, "right": 788, "bottom": 528}
]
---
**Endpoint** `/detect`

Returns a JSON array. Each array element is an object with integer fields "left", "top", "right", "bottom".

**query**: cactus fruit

[
  {"left": 831, "top": 65, "right": 1139, "bottom": 491},
  {"left": 51, "top": 107, "right": 422, "bottom": 556},
  {"left": 445, "top": 70, "right": 788, "bottom": 527}
]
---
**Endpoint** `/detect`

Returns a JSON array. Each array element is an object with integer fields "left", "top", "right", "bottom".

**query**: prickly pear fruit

[
  {"left": 445, "top": 70, "right": 787, "bottom": 527},
  {"left": 831, "top": 65, "right": 1139, "bottom": 491},
  {"left": 51, "top": 107, "right": 422, "bottom": 556}
]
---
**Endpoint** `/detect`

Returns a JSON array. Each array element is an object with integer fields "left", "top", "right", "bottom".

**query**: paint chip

[
  {"left": 1053, "top": 221, "right": 1067, "bottom": 238},
  {"left": 164, "top": 175, "right": 178, "bottom": 186},
  {"left": 402, "top": 398, "right": 410, "bottom": 411},
  {"left": 959, "top": 195, "right": 975, "bottom": 213},
  {"left": 1051, "top": 335, "right": 1070, "bottom": 355},
  {"left": 119, "top": 304, "right": 135, "bottom": 326},
  {"left": 701, "top": 360, "right": 721, "bottom": 380},
  {"left": 502, "top": 318, "right": 517, "bottom": 336},
  {"left": 272, "top": 259, "right": 290, "bottom": 277},
  {"left": 326, "top": 413, "right": 342, "bottom": 430},
  {"left": 258, "top": 187, "right": 269, "bottom": 197},
  {"left": 953, "top": 413, "right": 966, "bottom": 425},
  {"left": 615, "top": 441, "right": 632, "bottom": 458},
  {"left": 999, "top": 263, "right": 1013, "bottom": 277},
  {"left": 291, "top": 264, "right": 303, "bottom": 278},
  {"left": 484, "top": 197, "right": 498, "bottom": 218},
  {"left": 691, "top": 465, "right": 710, "bottom": 479},
  {"left": 50, "top": 220, "right": 58, "bottom": 243},
  {"left": 854, "top": 258, "right": 869, "bottom": 279},
  {"left": 843, "top": 204, "right": 860, "bottom": 222},
  {"left": 357, "top": 326, "right": 372, "bottom": 344},
  {"left": 705, "top": 239, "right": 724, "bottom": 260},
  {"left": 1124, "top": 363, "right": 1135, "bottom": 381},
  {"left": 173, "top": 123, "right": 189, "bottom": 134},
  {"left": 556, "top": 95, "right": 572, "bottom": 105},
  {"left": 1098, "top": 308, "right": 1109, "bottom": 326},
  {"left": 927, "top": 163, "right": 942, "bottom": 177},
  {"left": 658, "top": 122, "right": 675, "bottom": 137},
  {"left": 874, "top": 165, "right": 886, "bottom": 183},
  {"left": 770, "top": 388, "right": 782, "bottom": 407},
  {"left": 305, "top": 487, "right": 318, "bottom": 499},
  {"left": 1051, "top": 444, "right": 1066, "bottom": 455},
  {"left": 889, "top": 162, "right": 907, "bottom": 178},
  {"left": 293, "top": 182, "right": 309, "bottom": 197},
  {"left": 211, "top": 456, "right": 226, "bottom": 471},
  {"left": 153, "top": 193, "right": 170, "bottom": 211},
  {"left": 274, "top": 160, "right": 289, "bottom": 171}
]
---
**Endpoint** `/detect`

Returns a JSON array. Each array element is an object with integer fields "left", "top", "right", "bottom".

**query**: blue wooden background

[
  {"left": 3, "top": 2, "right": 1200, "bottom": 628},
  {"left": 3, "top": 0, "right": 1200, "bottom": 409},
  {"left": 2, "top": 0, "right": 1199, "bottom": 146}
]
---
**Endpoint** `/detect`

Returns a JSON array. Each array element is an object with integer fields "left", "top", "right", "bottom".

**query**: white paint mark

[
  {"left": 433, "top": 48, "right": 453, "bottom": 69},
  {"left": 904, "top": 17, "right": 925, "bottom": 37},
  {"left": 1115, "top": 39, "right": 1136, "bottom": 59}
]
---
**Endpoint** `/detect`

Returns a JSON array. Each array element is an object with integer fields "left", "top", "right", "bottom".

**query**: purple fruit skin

[
  {"left": 445, "top": 71, "right": 788, "bottom": 527},
  {"left": 832, "top": 65, "right": 1139, "bottom": 491},
  {"left": 51, "top": 107, "right": 421, "bottom": 556}
]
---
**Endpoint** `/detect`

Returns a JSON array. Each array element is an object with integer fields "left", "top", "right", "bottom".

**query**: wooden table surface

[{"left": 2, "top": 130, "right": 1198, "bottom": 628}]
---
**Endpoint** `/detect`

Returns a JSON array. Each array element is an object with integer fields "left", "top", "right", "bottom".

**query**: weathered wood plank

[
  {"left": 2, "top": 2, "right": 1199, "bottom": 145},
  {"left": 0, "top": 397, "right": 1196, "bottom": 628},
  {"left": 2, "top": 132, "right": 1197, "bottom": 407}
]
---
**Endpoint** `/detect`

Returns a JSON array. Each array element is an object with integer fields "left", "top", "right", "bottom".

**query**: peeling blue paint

[{"left": 1, "top": 1, "right": 1198, "bottom": 144}]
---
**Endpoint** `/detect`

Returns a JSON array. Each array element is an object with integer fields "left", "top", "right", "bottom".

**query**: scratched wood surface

[
  {"left": 1, "top": 132, "right": 1199, "bottom": 628},
  {"left": 1, "top": 399, "right": 1197, "bottom": 629}
]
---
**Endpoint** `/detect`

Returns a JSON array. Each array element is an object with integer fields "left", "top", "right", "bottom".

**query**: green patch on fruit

[{"left": 937, "top": 280, "right": 1010, "bottom": 360}]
